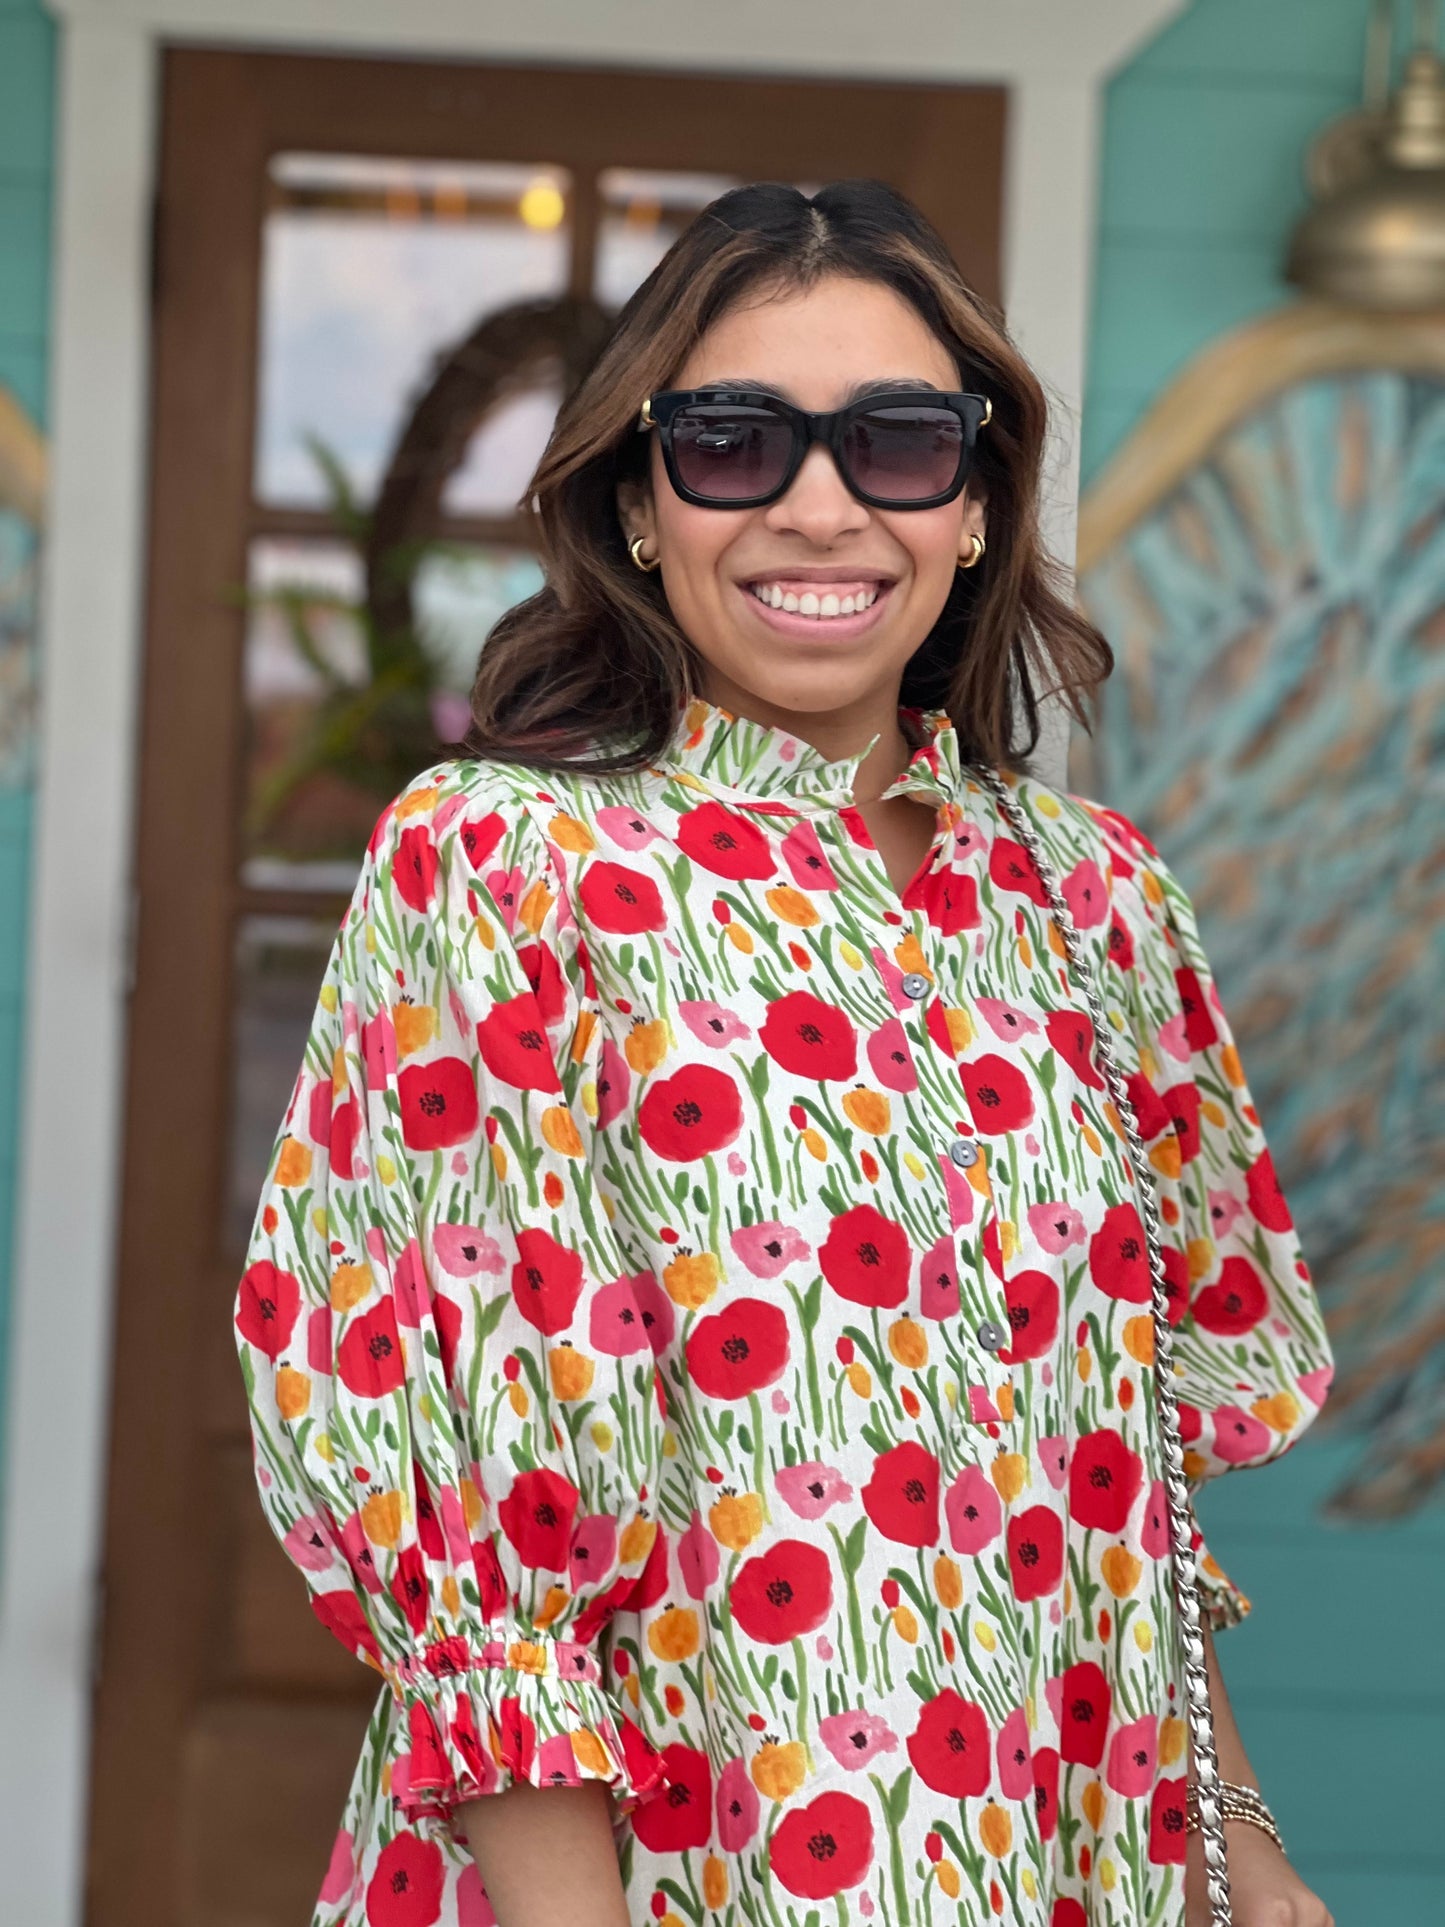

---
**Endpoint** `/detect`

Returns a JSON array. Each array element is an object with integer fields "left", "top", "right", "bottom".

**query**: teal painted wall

[
  {"left": 0, "top": 0, "right": 52, "bottom": 1454},
  {"left": 1083, "top": 4, "right": 1445, "bottom": 1919}
]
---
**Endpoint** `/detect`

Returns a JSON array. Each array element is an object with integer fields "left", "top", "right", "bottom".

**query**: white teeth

[{"left": 748, "top": 583, "right": 881, "bottom": 619}]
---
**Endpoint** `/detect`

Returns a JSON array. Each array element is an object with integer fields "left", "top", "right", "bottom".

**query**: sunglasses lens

[
  {"left": 669, "top": 404, "right": 795, "bottom": 501},
  {"left": 842, "top": 406, "right": 966, "bottom": 502}
]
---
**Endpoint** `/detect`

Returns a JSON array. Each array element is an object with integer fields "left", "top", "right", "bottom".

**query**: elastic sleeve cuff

[{"left": 382, "top": 1632, "right": 668, "bottom": 1823}]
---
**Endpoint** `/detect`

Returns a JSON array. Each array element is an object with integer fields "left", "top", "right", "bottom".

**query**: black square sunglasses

[{"left": 637, "top": 386, "right": 992, "bottom": 511}]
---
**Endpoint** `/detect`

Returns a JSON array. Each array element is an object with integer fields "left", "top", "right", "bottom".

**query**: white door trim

[{"left": 3, "top": 2, "right": 1183, "bottom": 1915}]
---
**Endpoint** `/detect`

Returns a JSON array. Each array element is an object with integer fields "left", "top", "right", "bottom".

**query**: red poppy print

[
  {"left": 818, "top": 1203, "right": 911, "bottom": 1308},
  {"left": 1044, "top": 1009, "right": 1106, "bottom": 1090},
  {"left": 1161, "top": 1080, "right": 1202, "bottom": 1162},
  {"left": 631, "top": 1743, "right": 713, "bottom": 1853},
  {"left": 903, "top": 864, "right": 980, "bottom": 934},
  {"left": 476, "top": 992, "right": 562, "bottom": 1093},
  {"left": 675, "top": 800, "right": 776, "bottom": 880},
  {"left": 496, "top": 1466, "right": 579, "bottom": 1572},
  {"left": 1059, "top": 1660, "right": 1111, "bottom": 1767},
  {"left": 989, "top": 835, "right": 1049, "bottom": 904},
  {"left": 236, "top": 1259, "right": 300, "bottom": 1360},
  {"left": 959, "top": 1052, "right": 1036, "bottom": 1133},
  {"left": 337, "top": 1299, "right": 406, "bottom": 1399},
  {"left": 1069, "top": 1427, "right": 1144, "bottom": 1535},
  {"left": 1192, "top": 1255, "right": 1268, "bottom": 1336},
  {"left": 908, "top": 1690, "right": 992, "bottom": 1797},
  {"left": 770, "top": 1790, "right": 874, "bottom": 1898},
  {"left": 730, "top": 1540, "right": 833, "bottom": 1643},
  {"left": 1088, "top": 1201, "right": 1153, "bottom": 1305},
  {"left": 1033, "top": 1745, "right": 1061, "bottom": 1841},
  {"left": 1245, "top": 1145, "right": 1294, "bottom": 1232},
  {"left": 759, "top": 990, "right": 858, "bottom": 1082},
  {"left": 686, "top": 1298, "right": 790, "bottom": 1399},
  {"left": 509, "top": 1227, "right": 586, "bottom": 1335},
  {"left": 1006, "top": 1504, "right": 1064, "bottom": 1601},
  {"left": 364, "top": 1830, "right": 444, "bottom": 1927},
  {"left": 638, "top": 1062, "right": 744, "bottom": 1161},
  {"left": 1001, "top": 1268, "right": 1059, "bottom": 1362},
  {"left": 1149, "top": 1776, "right": 1189, "bottom": 1865},
  {"left": 311, "top": 1587, "right": 381, "bottom": 1665},
  {"left": 577, "top": 859, "right": 668, "bottom": 934},
  {"left": 398, "top": 1057, "right": 479, "bottom": 1151},
  {"left": 1175, "top": 966, "right": 1218, "bottom": 1051},
  {"left": 330, "top": 1096, "right": 361, "bottom": 1180},
  {"left": 458, "top": 811, "right": 504, "bottom": 873},
  {"left": 861, "top": 1441, "right": 941, "bottom": 1547},
  {"left": 390, "top": 828, "right": 439, "bottom": 915}
]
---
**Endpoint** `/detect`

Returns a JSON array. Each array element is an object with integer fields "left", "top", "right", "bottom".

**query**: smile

[{"left": 746, "top": 579, "right": 887, "bottom": 620}]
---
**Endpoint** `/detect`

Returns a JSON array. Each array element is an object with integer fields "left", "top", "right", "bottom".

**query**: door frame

[{"left": 4, "top": 1, "right": 1185, "bottom": 1918}]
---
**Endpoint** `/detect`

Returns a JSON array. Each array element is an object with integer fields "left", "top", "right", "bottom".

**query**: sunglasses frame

[{"left": 637, "top": 385, "right": 992, "bottom": 511}]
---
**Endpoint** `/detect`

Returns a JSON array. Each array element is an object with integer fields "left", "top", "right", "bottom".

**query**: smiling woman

[{"left": 235, "top": 179, "right": 1336, "bottom": 1927}]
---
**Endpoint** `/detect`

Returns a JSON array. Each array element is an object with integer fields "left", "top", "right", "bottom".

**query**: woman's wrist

[{"left": 1185, "top": 1777, "right": 1287, "bottom": 1857}]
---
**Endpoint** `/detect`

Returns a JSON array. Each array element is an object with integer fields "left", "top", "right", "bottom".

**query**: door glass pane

[
  {"left": 594, "top": 167, "right": 743, "bottom": 306},
  {"left": 239, "top": 534, "right": 543, "bottom": 882},
  {"left": 255, "top": 154, "right": 572, "bottom": 508}
]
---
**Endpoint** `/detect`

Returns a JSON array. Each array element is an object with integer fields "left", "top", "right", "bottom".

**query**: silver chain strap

[{"left": 973, "top": 764, "right": 1233, "bottom": 1926}]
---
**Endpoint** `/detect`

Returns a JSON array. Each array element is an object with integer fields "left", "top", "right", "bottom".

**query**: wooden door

[{"left": 87, "top": 45, "right": 1006, "bottom": 1925}]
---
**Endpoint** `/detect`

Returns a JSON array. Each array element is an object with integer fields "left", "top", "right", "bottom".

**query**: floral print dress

[{"left": 236, "top": 695, "right": 1333, "bottom": 1927}]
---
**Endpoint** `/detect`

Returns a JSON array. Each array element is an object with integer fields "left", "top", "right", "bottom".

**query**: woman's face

[{"left": 617, "top": 273, "right": 987, "bottom": 727}]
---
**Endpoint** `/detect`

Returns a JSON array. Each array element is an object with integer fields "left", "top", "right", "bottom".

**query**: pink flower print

[
  {"left": 1212, "top": 1404, "right": 1272, "bottom": 1464},
  {"left": 318, "top": 1828, "right": 357, "bottom": 1906},
  {"left": 1208, "top": 1189, "right": 1244, "bottom": 1238},
  {"left": 1028, "top": 1201, "right": 1086, "bottom": 1254},
  {"left": 1158, "top": 1010, "right": 1193, "bottom": 1062},
  {"left": 451, "top": 1152, "right": 469, "bottom": 1177},
  {"left": 776, "top": 1460, "right": 854, "bottom": 1520},
  {"left": 867, "top": 1016, "right": 919, "bottom": 1093},
  {"left": 485, "top": 863, "right": 526, "bottom": 932},
  {"left": 589, "top": 1276, "right": 655, "bottom": 1356},
  {"left": 945, "top": 1464, "right": 1002, "bottom": 1553},
  {"left": 338, "top": 1510, "right": 384, "bottom": 1595},
  {"left": 919, "top": 1233, "right": 964, "bottom": 1320},
  {"left": 1024, "top": 1132, "right": 1041, "bottom": 1157},
  {"left": 771, "top": 1389, "right": 791, "bottom": 1415},
  {"left": 780, "top": 818, "right": 840, "bottom": 892},
  {"left": 1300, "top": 1366, "right": 1334, "bottom": 1407},
  {"left": 732, "top": 1219, "right": 811, "bottom": 1278},
  {"left": 307, "top": 1304, "right": 333, "bottom": 1373},
  {"left": 678, "top": 1509, "right": 721, "bottom": 1599},
  {"left": 440, "top": 1485, "right": 472, "bottom": 1566},
  {"left": 456, "top": 1861, "right": 500, "bottom": 1927},
  {"left": 537, "top": 1731, "right": 579, "bottom": 1782},
  {"left": 977, "top": 995, "right": 1040, "bottom": 1041},
  {"left": 1063, "top": 857, "right": 1109, "bottom": 929},
  {"left": 680, "top": 998, "right": 752, "bottom": 1050},
  {"left": 728, "top": 1152, "right": 747, "bottom": 1177},
  {"left": 1043, "top": 1671, "right": 1064, "bottom": 1732},
  {"left": 819, "top": 1709, "right": 899, "bottom": 1771},
  {"left": 938, "top": 1156, "right": 976, "bottom": 1231},
  {"left": 362, "top": 1009, "right": 397, "bottom": 1085},
  {"left": 629, "top": 1271, "right": 676, "bottom": 1357},
  {"left": 995, "top": 1706, "right": 1033, "bottom": 1800},
  {"left": 1106, "top": 1714, "right": 1158, "bottom": 1796},
  {"left": 1038, "top": 1435, "right": 1068, "bottom": 1490},
  {"left": 434, "top": 1223, "right": 503, "bottom": 1277},
  {"left": 569, "top": 1513, "right": 618, "bottom": 1595},
  {"left": 391, "top": 1240, "right": 429, "bottom": 1333},
  {"left": 1141, "top": 1478, "right": 1170, "bottom": 1559},
  {"left": 597, "top": 1037, "right": 631, "bottom": 1129},
  {"left": 716, "top": 1757, "right": 760, "bottom": 1852},
  {"left": 595, "top": 804, "right": 662, "bottom": 850},
  {"left": 284, "top": 1512, "right": 339, "bottom": 1574},
  {"left": 816, "top": 1634, "right": 834, "bottom": 1661}
]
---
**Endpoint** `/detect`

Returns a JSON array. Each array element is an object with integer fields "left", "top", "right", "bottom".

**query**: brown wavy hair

[{"left": 461, "top": 178, "right": 1112, "bottom": 778}]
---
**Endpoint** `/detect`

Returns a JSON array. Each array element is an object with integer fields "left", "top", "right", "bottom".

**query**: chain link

[{"left": 973, "top": 765, "right": 1232, "bottom": 1926}]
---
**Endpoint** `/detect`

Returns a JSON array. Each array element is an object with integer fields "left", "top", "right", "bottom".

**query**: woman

[{"left": 237, "top": 182, "right": 1335, "bottom": 1927}]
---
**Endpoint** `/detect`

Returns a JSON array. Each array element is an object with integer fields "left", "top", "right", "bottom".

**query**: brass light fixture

[{"left": 1285, "top": 0, "right": 1445, "bottom": 307}]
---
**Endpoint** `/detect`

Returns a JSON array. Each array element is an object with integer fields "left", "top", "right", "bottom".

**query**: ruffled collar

[{"left": 653, "top": 694, "right": 970, "bottom": 812}]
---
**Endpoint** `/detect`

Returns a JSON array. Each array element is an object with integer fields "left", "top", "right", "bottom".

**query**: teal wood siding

[
  {"left": 1083, "top": 6, "right": 1444, "bottom": 1918},
  {"left": 0, "top": 0, "right": 52, "bottom": 1455}
]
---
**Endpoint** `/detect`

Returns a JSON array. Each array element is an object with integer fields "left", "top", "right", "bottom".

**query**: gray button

[
  {"left": 900, "top": 972, "right": 931, "bottom": 1000},
  {"left": 976, "top": 1317, "right": 1009, "bottom": 1352},
  {"left": 948, "top": 1138, "right": 980, "bottom": 1169}
]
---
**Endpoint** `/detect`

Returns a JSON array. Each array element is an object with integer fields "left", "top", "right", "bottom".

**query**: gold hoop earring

[
  {"left": 958, "top": 531, "right": 986, "bottom": 571},
  {"left": 629, "top": 534, "right": 662, "bottom": 574}
]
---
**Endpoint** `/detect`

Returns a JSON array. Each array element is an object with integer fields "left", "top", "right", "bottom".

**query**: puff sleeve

[
  {"left": 234, "top": 768, "right": 669, "bottom": 1822},
  {"left": 1093, "top": 804, "right": 1335, "bottom": 1631}
]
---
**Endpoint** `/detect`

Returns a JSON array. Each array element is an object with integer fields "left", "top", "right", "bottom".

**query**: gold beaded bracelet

[{"left": 1185, "top": 1779, "right": 1287, "bottom": 1857}]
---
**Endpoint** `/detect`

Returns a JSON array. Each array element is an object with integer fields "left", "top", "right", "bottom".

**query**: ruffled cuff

[
  {"left": 1185, "top": 1495, "right": 1252, "bottom": 1633},
  {"left": 381, "top": 1631, "right": 668, "bottom": 1824}
]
